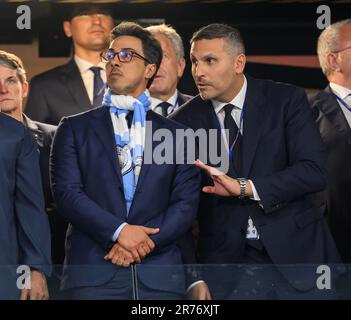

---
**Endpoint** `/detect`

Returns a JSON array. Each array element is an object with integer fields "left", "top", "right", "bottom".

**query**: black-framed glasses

[
  {"left": 100, "top": 49, "right": 151, "bottom": 64},
  {"left": 332, "top": 45, "right": 351, "bottom": 54}
]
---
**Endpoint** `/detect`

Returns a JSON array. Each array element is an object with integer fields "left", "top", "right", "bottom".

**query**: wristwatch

[{"left": 236, "top": 178, "right": 247, "bottom": 199}]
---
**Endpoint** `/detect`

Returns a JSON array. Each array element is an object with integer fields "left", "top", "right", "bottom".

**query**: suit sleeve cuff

[
  {"left": 248, "top": 180, "right": 264, "bottom": 209},
  {"left": 112, "top": 223, "right": 128, "bottom": 242},
  {"left": 248, "top": 180, "right": 261, "bottom": 201},
  {"left": 186, "top": 280, "right": 205, "bottom": 294}
]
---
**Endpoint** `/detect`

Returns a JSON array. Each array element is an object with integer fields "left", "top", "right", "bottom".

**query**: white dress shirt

[
  {"left": 74, "top": 55, "right": 107, "bottom": 104},
  {"left": 330, "top": 82, "right": 351, "bottom": 128}
]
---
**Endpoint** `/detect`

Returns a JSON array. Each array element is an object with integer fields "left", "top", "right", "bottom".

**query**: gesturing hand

[{"left": 194, "top": 159, "right": 241, "bottom": 196}]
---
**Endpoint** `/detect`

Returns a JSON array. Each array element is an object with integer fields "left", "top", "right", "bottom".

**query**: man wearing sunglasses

[
  {"left": 51, "top": 21, "right": 201, "bottom": 299},
  {"left": 310, "top": 19, "right": 351, "bottom": 264}
]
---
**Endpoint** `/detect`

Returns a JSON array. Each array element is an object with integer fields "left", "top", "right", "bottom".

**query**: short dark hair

[
  {"left": 0, "top": 50, "right": 26, "bottom": 84},
  {"left": 190, "top": 23, "right": 245, "bottom": 54},
  {"left": 110, "top": 21, "right": 163, "bottom": 88},
  {"left": 64, "top": 4, "right": 113, "bottom": 21}
]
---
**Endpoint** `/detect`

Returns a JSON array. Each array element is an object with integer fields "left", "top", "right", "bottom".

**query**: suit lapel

[
  {"left": 177, "top": 92, "right": 187, "bottom": 106},
  {"left": 177, "top": 91, "right": 192, "bottom": 107},
  {"left": 241, "top": 76, "right": 266, "bottom": 177},
  {"left": 24, "top": 115, "right": 45, "bottom": 148},
  {"left": 133, "top": 105, "right": 222, "bottom": 186},
  {"left": 61, "top": 60, "right": 91, "bottom": 110},
  {"left": 317, "top": 86, "right": 351, "bottom": 145},
  {"left": 90, "top": 107, "right": 123, "bottom": 186},
  {"left": 133, "top": 111, "right": 158, "bottom": 193}
]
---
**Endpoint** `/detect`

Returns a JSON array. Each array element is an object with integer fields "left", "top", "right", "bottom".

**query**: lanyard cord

[
  {"left": 229, "top": 106, "right": 244, "bottom": 158},
  {"left": 333, "top": 93, "right": 351, "bottom": 112}
]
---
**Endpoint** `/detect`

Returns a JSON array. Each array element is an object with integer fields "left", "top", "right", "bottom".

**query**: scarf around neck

[{"left": 103, "top": 88, "right": 151, "bottom": 214}]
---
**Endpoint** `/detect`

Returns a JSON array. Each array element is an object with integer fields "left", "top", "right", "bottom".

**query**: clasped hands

[
  {"left": 104, "top": 159, "right": 253, "bottom": 268},
  {"left": 104, "top": 224, "right": 159, "bottom": 267}
]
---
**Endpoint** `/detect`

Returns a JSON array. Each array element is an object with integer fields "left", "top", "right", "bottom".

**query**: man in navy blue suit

[
  {"left": 50, "top": 22, "right": 201, "bottom": 299},
  {"left": 0, "top": 56, "right": 51, "bottom": 299},
  {"left": 170, "top": 23, "right": 341, "bottom": 299}
]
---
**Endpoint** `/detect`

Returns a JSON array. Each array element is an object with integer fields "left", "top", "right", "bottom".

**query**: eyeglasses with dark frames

[{"left": 100, "top": 49, "right": 151, "bottom": 64}]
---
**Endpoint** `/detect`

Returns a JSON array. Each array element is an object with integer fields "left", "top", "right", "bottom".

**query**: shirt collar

[
  {"left": 150, "top": 89, "right": 178, "bottom": 110},
  {"left": 212, "top": 76, "right": 247, "bottom": 114},
  {"left": 74, "top": 55, "right": 106, "bottom": 74},
  {"left": 330, "top": 82, "right": 351, "bottom": 100}
]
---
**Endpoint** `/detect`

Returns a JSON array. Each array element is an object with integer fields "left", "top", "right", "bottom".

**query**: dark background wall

[{"left": 0, "top": 1, "right": 350, "bottom": 94}]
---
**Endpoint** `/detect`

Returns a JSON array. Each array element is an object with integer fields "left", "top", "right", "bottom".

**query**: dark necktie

[
  {"left": 223, "top": 104, "right": 242, "bottom": 174},
  {"left": 157, "top": 101, "right": 173, "bottom": 117},
  {"left": 90, "top": 66, "right": 104, "bottom": 108}
]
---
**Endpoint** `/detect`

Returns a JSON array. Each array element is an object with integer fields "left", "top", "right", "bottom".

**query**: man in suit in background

[
  {"left": 309, "top": 19, "right": 351, "bottom": 263},
  {"left": 0, "top": 55, "right": 51, "bottom": 299},
  {"left": 171, "top": 23, "right": 340, "bottom": 299},
  {"left": 25, "top": 4, "right": 114, "bottom": 125},
  {"left": 146, "top": 24, "right": 192, "bottom": 116},
  {"left": 51, "top": 22, "right": 200, "bottom": 299}
]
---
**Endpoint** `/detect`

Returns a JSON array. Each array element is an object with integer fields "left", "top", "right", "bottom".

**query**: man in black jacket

[
  {"left": 171, "top": 23, "right": 340, "bottom": 300},
  {"left": 25, "top": 4, "right": 114, "bottom": 125}
]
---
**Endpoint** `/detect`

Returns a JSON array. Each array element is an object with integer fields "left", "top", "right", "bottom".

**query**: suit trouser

[
  {"left": 229, "top": 242, "right": 337, "bottom": 300},
  {"left": 68, "top": 268, "right": 183, "bottom": 300},
  {"left": 206, "top": 241, "right": 337, "bottom": 300},
  {"left": 0, "top": 268, "right": 23, "bottom": 300}
]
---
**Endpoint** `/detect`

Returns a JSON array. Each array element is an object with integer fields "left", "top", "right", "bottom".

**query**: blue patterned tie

[{"left": 90, "top": 66, "right": 104, "bottom": 107}]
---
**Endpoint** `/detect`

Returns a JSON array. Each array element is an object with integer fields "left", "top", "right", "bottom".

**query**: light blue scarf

[{"left": 103, "top": 88, "right": 151, "bottom": 214}]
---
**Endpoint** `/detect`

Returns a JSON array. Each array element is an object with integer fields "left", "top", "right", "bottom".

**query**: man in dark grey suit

[
  {"left": 0, "top": 53, "right": 51, "bottom": 300},
  {"left": 310, "top": 19, "right": 351, "bottom": 263},
  {"left": 146, "top": 24, "right": 192, "bottom": 116},
  {"left": 25, "top": 4, "right": 114, "bottom": 125}
]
